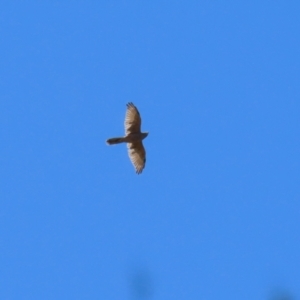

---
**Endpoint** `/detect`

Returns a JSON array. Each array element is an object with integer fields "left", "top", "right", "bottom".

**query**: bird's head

[{"left": 142, "top": 132, "right": 149, "bottom": 139}]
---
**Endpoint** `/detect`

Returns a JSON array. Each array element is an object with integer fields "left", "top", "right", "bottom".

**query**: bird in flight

[{"left": 106, "top": 103, "right": 149, "bottom": 174}]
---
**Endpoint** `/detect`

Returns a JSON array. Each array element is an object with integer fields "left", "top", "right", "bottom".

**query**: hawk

[{"left": 106, "top": 103, "right": 149, "bottom": 174}]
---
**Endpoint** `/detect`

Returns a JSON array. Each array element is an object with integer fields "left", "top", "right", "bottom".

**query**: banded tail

[{"left": 106, "top": 137, "right": 126, "bottom": 145}]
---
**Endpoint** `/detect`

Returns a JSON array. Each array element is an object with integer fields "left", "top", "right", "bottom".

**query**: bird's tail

[{"left": 106, "top": 137, "right": 126, "bottom": 145}]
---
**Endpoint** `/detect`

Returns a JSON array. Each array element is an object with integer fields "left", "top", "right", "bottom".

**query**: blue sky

[{"left": 0, "top": 2, "right": 299, "bottom": 299}]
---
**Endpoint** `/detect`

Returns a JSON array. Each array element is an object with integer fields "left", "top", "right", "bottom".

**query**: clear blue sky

[{"left": 0, "top": 2, "right": 299, "bottom": 299}]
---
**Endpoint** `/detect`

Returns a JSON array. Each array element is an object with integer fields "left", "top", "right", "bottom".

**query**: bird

[{"left": 106, "top": 102, "right": 149, "bottom": 174}]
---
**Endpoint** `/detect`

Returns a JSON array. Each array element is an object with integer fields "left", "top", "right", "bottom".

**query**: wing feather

[
  {"left": 125, "top": 102, "right": 141, "bottom": 135},
  {"left": 127, "top": 141, "right": 146, "bottom": 174}
]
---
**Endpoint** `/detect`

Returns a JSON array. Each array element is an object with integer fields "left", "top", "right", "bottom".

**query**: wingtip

[
  {"left": 127, "top": 102, "right": 134, "bottom": 108},
  {"left": 135, "top": 168, "right": 144, "bottom": 175}
]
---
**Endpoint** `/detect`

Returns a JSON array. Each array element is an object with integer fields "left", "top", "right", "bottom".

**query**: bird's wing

[
  {"left": 127, "top": 141, "right": 146, "bottom": 174},
  {"left": 125, "top": 102, "right": 142, "bottom": 135}
]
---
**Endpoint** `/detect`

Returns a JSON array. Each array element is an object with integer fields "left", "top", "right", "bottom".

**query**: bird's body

[
  {"left": 106, "top": 103, "right": 148, "bottom": 174},
  {"left": 106, "top": 132, "right": 148, "bottom": 145}
]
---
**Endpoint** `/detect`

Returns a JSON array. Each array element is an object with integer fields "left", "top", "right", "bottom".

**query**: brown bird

[{"left": 106, "top": 103, "right": 148, "bottom": 174}]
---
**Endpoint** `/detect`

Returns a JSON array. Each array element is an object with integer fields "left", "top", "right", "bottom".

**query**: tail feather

[{"left": 106, "top": 137, "right": 126, "bottom": 145}]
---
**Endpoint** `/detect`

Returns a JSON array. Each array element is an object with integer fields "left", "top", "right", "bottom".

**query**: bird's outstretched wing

[
  {"left": 125, "top": 102, "right": 141, "bottom": 135},
  {"left": 127, "top": 141, "right": 146, "bottom": 174}
]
